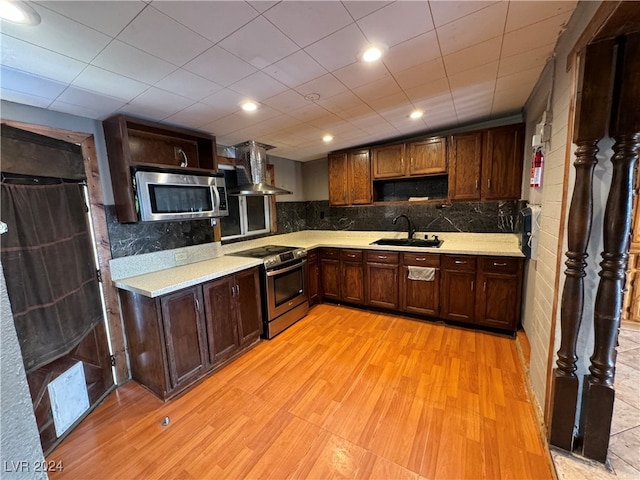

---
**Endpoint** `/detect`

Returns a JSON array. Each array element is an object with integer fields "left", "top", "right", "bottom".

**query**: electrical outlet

[{"left": 174, "top": 252, "right": 188, "bottom": 262}]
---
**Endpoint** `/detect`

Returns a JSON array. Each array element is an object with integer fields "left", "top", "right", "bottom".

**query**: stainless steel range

[{"left": 229, "top": 245, "right": 308, "bottom": 339}]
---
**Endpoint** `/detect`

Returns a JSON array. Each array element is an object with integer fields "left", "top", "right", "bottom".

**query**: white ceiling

[{"left": 0, "top": 1, "right": 576, "bottom": 161}]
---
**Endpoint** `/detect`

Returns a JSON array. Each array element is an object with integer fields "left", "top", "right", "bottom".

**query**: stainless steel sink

[{"left": 370, "top": 238, "right": 443, "bottom": 248}]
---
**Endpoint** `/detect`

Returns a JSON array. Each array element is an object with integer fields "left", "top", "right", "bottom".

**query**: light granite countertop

[{"left": 113, "top": 230, "right": 524, "bottom": 298}]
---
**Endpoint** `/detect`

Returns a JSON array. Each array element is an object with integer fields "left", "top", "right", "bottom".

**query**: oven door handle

[{"left": 265, "top": 259, "right": 307, "bottom": 277}]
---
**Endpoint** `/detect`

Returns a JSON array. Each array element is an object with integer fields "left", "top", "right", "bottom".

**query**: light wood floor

[{"left": 47, "top": 304, "right": 554, "bottom": 479}]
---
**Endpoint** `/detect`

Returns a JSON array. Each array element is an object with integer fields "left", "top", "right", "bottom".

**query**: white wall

[
  {"left": 302, "top": 158, "right": 329, "bottom": 201},
  {"left": 0, "top": 264, "right": 47, "bottom": 479},
  {"left": 522, "top": 1, "right": 603, "bottom": 416}
]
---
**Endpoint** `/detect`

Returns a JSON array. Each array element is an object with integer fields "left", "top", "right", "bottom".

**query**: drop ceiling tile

[
  {"left": 288, "top": 103, "right": 332, "bottom": 123},
  {"left": 0, "top": 34, "right": 87, "bottom": 84},
  {"left": 1, "top": 7, "right": 111, "bottom": 63},
  {"left": 0, "top": 67, "right": 66, "bottom": 99},
  {"left": 332, "top": 60, "right": 390, "bottom": 90},
  {"left": 154, "top": 70, "right": 223, "bottom": 101},
  {"left": 404, "top": 77, "right": 451, "bottom": 103},
  {"left": 91, "top": 40, "right": 177, "bottom": 85},
  {"left": 184, "top": 46, "right": 257, "bottom": 87},
  {"left": 203, "top": 112, "right": 252, "bottom": 136},
  {"left": 248, "top": 2, "right": 279, "bottom": 14},
  {"left": 264, "top": 1, "right": 353, "bottom": 48},
  {"left": 429, "top": 1, "right": 498, "bottom": 28},
  {"left": 304, "top": 24, "right": 367, "bottom": 72},
  {"left": 506, "top": 1, "right": 577, "bottom": 33},
  {"left": 306, "top": 113, "right": 344, "bottom": 131},
  {"left": 122, "top": 87, "right": 194, "bottom": 119},
  {"left": 71, "top": 65, "right": 149, "bottom": 101},
  {"left": 152, "top": 1, "right": 258, "bottom": 44},
  {"left": 264, "top": 50, "right": 327, "bottom": 88},
  {"left": 229, "top": 71, "right": 288, "bottom": 101},
  {"left": 218, "top": 16, "right": 298, "bottom": 69},
  {"left": 357, "top": 1, "right": 434, "bottom": 48},
  {"left": 352, "top": 76, "right": 403, "bottom": 103},
  {"left": 496, "top": 66, "right": 541, "bottom": 93},
  {"left": 294, "top": 74, "right": 348, "bottom": 100},
  {"left": 366, "top": 91, "right": 411, "bottom": 112},
  {"left": 317, "top": 91, "right": 366, "bottom": 116},
  {"left": 34, "top": 1, "right": 146, "bottom": 37},
  {"left": 1, "top": 88, "right": 52, "bottom": 108},
  {"left": 442, "top": 36, "right": 502, "bottom": 76},
  {"left": 394, "top": 58, "right": 446, "bottom": 91},
  {"left": 161, "top": 102, "right": 218, "bottom": 129},
  {"left": 56, "top": 86, "right": 127, "bottom": 113},
  {"left": 118, "top": 6, "right": 213, "bottom": 66},
  {"left": 262, "top": 90, "right": 310, "bottom": 112},
  {"left": 498, "top": 43, "right": 554, "bottom": 78},
  {"left": 436, "top": 2, "right": 508, "bottom": 56},
  {"left": 383, "top": 31, "right": 440, "bottom": 73},
  {"left": 448, "top": 61, "right": 498, "bottom": 90},
  {"left": 491, "top": 92, "right": 527, "bottom": 116},
  {"left": 49, "top": 99, "right": 121, "bottom": 120},
  {"left": 501, "top": 13, "right": 573, "bottom": 57},
  {"left": 342, "top": 1, "right": 392, "bottom": 20},
  {"left": 200, "top": 88, "right": 246, "bottom": 116}
]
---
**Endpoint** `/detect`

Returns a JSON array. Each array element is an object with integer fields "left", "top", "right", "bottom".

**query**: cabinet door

[
  {"left": 408, "top": 137, "right": 447, "bottom": 175},
  {"left": 482, "top": 124, "right": 524, "bottom": 200},
  {"left": 348, "top": 149, "right": 372, "bottom": 204},
  {"left": 306, "top": 250, "right": 319, "bottom": 306},
  {"left": 328, "top": 152, "right": 349, "bottom": 206},
  {"left": 366, "top": 263, "right": 399, "bottom": 309},
  {"left": 449, "top": 132, "right": 482, "bottom": 200},
  {"left": 203, "top": 276, "right": 238, "bottom": 364},
  {"left": 320, "top": 255, "right": 341, "bottom": 300},
  {"left": 342, "top": 261, "right": 364, "bottom": 304},
  {"left": 401, "top": 267, "right": 440, "bottom": 316},
  {"left": 160, "top": 286, "right": 208, "bottom": 389},
  {"left": 476, "top": 257, "right": 523, "bottom": 331},
  {"left": 373, "top": 144, "right": 405, "bottom": 178},
  {"left": 441, "top": 270, "right": 476, "bottom": 322},
  {"left": 236, "top": 267, "right": 263, "bottom": 345}
]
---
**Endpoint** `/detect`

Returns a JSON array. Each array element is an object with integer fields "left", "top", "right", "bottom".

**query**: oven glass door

[{"left": 266, "top": 260, "right": 307, "bottom": 320}]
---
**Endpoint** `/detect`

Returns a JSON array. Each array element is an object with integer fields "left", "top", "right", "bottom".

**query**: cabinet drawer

[
  {"left": 320, "top": 248, "right": 340, "bottom": 260},
  {"left": 366, "top": 251, "right": 399, "bottom": 264},
  {"left": 480, "top": 257, "right": 521, "bottom": 274},
  {"left": 341, "top": 249, "right": 363, "bottom": 262},
  {"left": 402, "top": 253, "right": 440, "bottom": 267},
  {"left": 442, "top": 255, "right": 476, "bottom": 271}
]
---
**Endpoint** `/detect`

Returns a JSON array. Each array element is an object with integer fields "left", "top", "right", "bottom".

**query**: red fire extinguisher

[{"left": 530, "top": 147, "right": 544, "bottom": 188}]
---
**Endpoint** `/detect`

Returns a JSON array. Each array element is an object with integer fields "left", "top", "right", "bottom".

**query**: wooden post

[
  {"left": 549, "top": 39, "right": 615, "bottom": 451},
  {"left": 581, "top": 33, "right": 640, "bottom": 463}
]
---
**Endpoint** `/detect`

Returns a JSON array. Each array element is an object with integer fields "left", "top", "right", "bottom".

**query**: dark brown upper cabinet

[
  {"left": 372, "top": 137, "right": 447, "bottom": 180},
  {"left": 328, "top": 149, "right": 371, "bottom": 206},
  {"left": 103, "top": 114, "right": 218, "bottom": 223}
]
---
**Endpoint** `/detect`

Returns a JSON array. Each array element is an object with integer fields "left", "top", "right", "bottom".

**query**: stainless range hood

[{"left": 227, "top": 140, "right": 292, "bottom": 196}]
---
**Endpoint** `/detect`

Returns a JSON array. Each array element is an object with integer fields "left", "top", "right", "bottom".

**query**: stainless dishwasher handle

[{"left": 265, "top": 259, "right": 307, "bottom": 277}]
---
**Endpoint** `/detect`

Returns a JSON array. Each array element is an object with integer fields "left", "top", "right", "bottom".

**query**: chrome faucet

[{"left": 392, "top": 214, "right": 415, "bottom": 239}]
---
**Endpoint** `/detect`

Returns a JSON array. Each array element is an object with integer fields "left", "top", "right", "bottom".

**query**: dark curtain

[{"left": 1, "top": 182, "right": 103, "bottom": 372}]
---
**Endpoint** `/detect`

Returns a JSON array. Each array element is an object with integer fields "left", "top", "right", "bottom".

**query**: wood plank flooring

[{"left": 47, "top": 304, "right": 554, "bottom": 479}]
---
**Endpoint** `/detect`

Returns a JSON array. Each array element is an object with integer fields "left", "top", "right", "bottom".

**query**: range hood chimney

[{"left": 227, "top": 140, "right": 292, "bottom": 196}]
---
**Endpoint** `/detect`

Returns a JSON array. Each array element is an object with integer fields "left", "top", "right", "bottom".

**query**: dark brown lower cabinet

[
  {"left": 119, "top": 267, "right": 262, "bottom": 401},
  {"left": 400, "top": 253, "right": 440, "bottom": 316},
  {"left": 341, "top": 249, "right": 364, "bottom": 303},
  {"left": 366, "top": 251, "right": 399, "bottom": 309},
  {"left": 440, "top": 255, "right": 477, "bottom": 322},
  {"left": 475, "top": 257, "right": 523, "bottom": 330},
  {"left": 320, "top": 248, "right": 340, "bottom": 300}
]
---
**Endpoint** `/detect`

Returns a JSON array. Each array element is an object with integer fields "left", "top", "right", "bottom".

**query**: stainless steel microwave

[{"left": 134, "top": 169, "right": 228, "bottom": 222}]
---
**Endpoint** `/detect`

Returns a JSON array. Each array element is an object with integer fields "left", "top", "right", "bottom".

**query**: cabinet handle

[
  {"left": 455, "top": 260, "right": 467, "bottom": 264},
  {"left": 415, "top": 257, "right": 426, "bottom": 261},
  {"left": 195, "top": 298, "right": 200, "bottom": 311},
  {"left": 484, "top": 281, "right": 487, "bottom": 292},
  {"left": 377, "top": 255, "right": 388, "bottom": 259},
  {"left": 347, "top": 254, "right": 356, "bottom": 258},
  {"left": 236, "top": 284, "right": 240, "bottom": 295},
  {"left": 471, "top": 280, "right": 474, "bottom": 291},
  {"left": 231, "top": 285, "right": 237, "bottom": 297},
  {"left": 487, "top": 178, "right": 492, "bottom": 189},
  {"left": 475, "top": 179, "right": 479, "bottom": 190},
  {"left": 493, "top": 262, "right": 507, "bottom": 267}
]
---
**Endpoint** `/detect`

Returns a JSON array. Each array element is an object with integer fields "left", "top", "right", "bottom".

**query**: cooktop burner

[
  {"left": 229, "top": 245, "right": 299, "bottom": 258},
  {"left": 228, "top": 245, "right": 307, "bottom": 268}
]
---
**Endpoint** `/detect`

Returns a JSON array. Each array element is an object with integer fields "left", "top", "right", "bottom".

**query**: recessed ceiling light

[
  {"left": 241, "top": 101, "right": 258, "bottom": 112},
  {"left": 0, "top": 0, "right": 41, "bottom": 25},
  {"left": 322, "top": 135, "right": 333, "bottom": 143},
  {"left": 362, "top": 46, "right": 383, "bottom": 62},
  {"left": 410, "top": 110, "right": 423, "bottom": 119}
]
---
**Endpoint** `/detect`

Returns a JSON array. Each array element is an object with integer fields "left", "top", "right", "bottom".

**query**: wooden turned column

[
  {"left": 581, "top": 33, "right": 640, "bottom": 463},
  {"left": 549, "top": 40, "right": 615, "bottom": 452}
]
